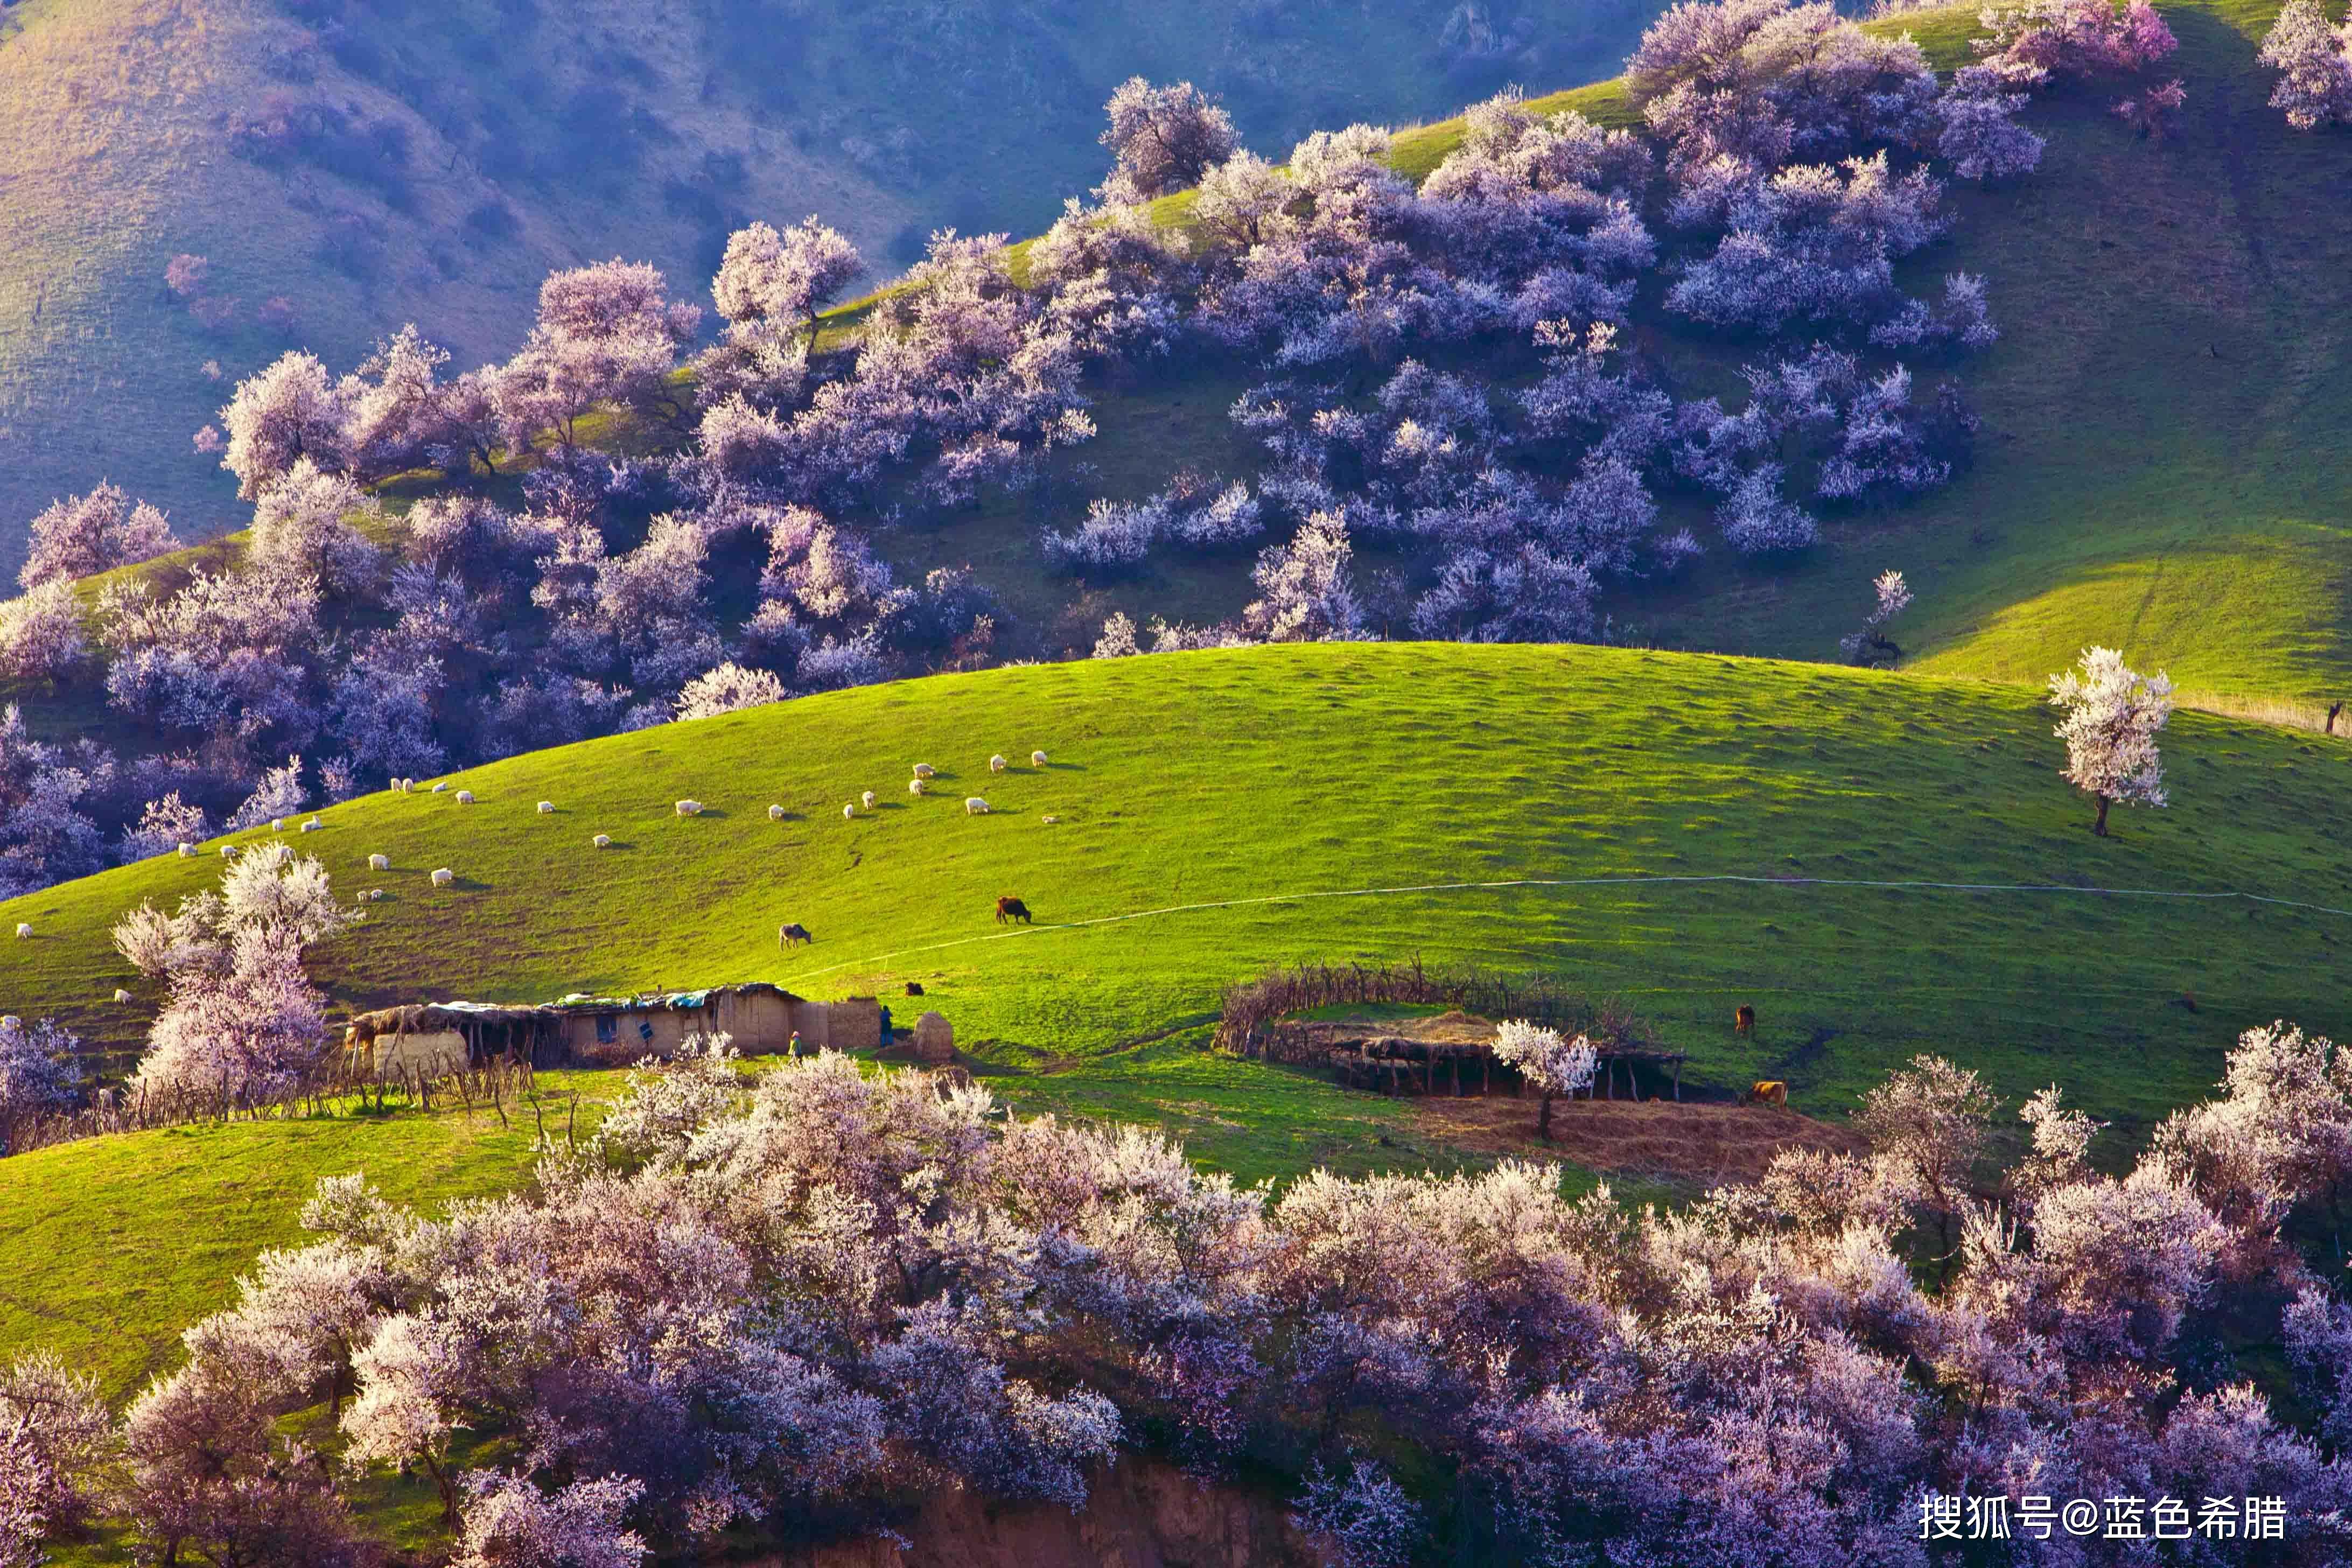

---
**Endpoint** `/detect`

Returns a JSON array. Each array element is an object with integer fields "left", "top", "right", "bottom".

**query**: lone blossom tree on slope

[{"left": 2048, "top": 645, "right": 2173, "bottom": 836}]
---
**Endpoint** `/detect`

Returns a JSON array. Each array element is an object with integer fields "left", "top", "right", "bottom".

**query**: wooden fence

[{"left": 1215, "top": 957, "right": 1642, "bottom": 1058}]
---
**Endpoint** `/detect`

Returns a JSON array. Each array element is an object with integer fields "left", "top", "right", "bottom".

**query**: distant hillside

[
  {"left": 6, "top": 642, "right": 2349, "bottom": 1137},
  {"left": 0, "top": 0, "right": 1662, "bottom": 575}
]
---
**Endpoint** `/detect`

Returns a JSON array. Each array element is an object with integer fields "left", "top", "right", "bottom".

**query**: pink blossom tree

[
  {"left": 1096, "top": 78, "right": 1238, "bottom": 203},
  {"left": 20, "top": 484, "right": 181, "bottom": 589},
  {"left": 217, "top": 351, "right": 352, "bottom": 500}
]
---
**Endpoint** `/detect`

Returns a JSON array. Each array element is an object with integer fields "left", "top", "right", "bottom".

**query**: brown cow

[
  {"left": 1746, "top": 1080, "right": 1788, "bottom": 1107},
  {"left": 995, "top": 896, "right": 1032, "bottom": 925},
  {"left": 778, "top": 922, "right": 813, "bottom": 948},
  {"left": 1734, "top": 1004, "right": 1756, "bottom": 1037}
]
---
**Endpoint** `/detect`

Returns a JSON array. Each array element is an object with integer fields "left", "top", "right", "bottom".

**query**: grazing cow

[
  {"left": 778, "top": 922, "right": 813, "bottom": 948},
  {"left": 905, "top": 981, "right": 926, "bottom": 996},
  {"left": 1746, "top": 1080, "right": 1788, "bottom": 1107},
  {"left": 995, "top": 896, "right": 1032, "bottom": 925},
  {"left": 1734, "top": 1004, "right": 1756, "bottom": 1037}
]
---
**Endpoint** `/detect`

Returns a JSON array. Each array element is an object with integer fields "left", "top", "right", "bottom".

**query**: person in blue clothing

[{"left": 879, "top": 1005, "right": 893, "bottom": 1048}]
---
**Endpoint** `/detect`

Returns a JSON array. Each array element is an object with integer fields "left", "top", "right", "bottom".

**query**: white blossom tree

[
  {"left": 2258, "top": 0, "right": 2352, "bottom": 130},
  {"left": 1489, "top": 1019, "right": 1599, "bottom": 1140},
  {"left": 2048, "top": 645, "right": 2173, "bottom": 836}
]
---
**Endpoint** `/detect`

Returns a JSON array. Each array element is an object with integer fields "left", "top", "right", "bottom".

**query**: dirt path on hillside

[{"left": 1400, "top": 1094, "right": 1862, "bottom": 1186}]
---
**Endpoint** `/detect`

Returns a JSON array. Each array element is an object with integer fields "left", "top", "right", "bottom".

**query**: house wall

[
  {"left": 528, "top": 990, "right": 887, "bottom": 1063},
  {"left": 359, "top": 1028, "right": 471, "bottom": 1081}
]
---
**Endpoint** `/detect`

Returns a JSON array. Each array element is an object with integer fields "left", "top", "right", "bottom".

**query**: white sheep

[
  {"left": 676, "top": 799, "right": 704, "bottom": 816},
  {"left": 366, "top": 888, "right": 384, "bottom": 901},
  {"left": 219, "top": 845, "right": 237, "bottom": 858},
  {"left": 368, "top": 853, "right": 390, "bottom": 871},
  {"left": 13, "top": 923, "right": 29, "bottom": 939},
  {"left": 861, "top": 790, "right": 877, "bottom": 810},
  {"left": 913, "top": 763, "right": 936, "bottom": 779},
  {"left": 271, "top": 817, "right": 285, "bottom": 832},
  {"left": 455, "top": 790, "right": 475, "bottom": 805},
  {"left": 843, "top": 803, "right": 856, "bottom": 821},
  {"left": 1031, "top": 751, "right": 1048, "bottom": 768},
  {"left": 537, "top": 801, "right": 555, "bottom": 814},
  {"left": 768, "top": 804, "right": 786, "bottom": 821},
  {"left": 1042, "top": 814, "right": 1061, "bottom": 825},
  {"left": 593, "top": 834, "right": 613, "bottom": 848},
  {"left": 431, "top": 867, "right": 455, "bottom": 887},
  {"left": 989, "top": 754, "right": 1007, "bottom": 773},
  {"left": 964, "top": 796, "right": 990, "bottom": 815},
  {"left": 909, "top": 778, "right": 927, "bottom": 796},
  {"left": 431, "top": 782, "right": 448, "bottom": 794},
  {"left": 300, "top": 817, "right": 320, "bottom": 832},
  {"left": 177, "top": 843, "right": 195, "bottom": 858},
  {"left": 114, "top": 988, "right": 133, "bottom": 1003}
]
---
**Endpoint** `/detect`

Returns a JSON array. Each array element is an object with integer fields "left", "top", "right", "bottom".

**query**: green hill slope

[
  {"left": 0, "top": 0, "right": 1660, "bottom": 577},
  {"left": 6, "top": 642, "right": 2348, "bottom": 1131},
  {"left": 1650, "top": 0, "right": 2352, "bottom": 716}
]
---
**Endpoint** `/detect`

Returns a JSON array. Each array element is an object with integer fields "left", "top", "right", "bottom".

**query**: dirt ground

[{"left": 1401, "top": 1092, "right": 1864, "bottom": 1187}]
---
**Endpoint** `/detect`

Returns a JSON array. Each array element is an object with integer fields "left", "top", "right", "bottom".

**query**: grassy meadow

[{"left": 6, "top": 641, "right": 2347, "bottom": 1124}]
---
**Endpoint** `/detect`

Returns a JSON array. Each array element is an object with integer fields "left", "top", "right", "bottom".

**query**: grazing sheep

[
  {"left": 1041, "top": 814, "right": 1060, "bottom": 825},
  {"left": 778, "top": 922, "right": 813, "bottom": 948},
  {"left": 431, "top": 868, "right": 456, "bottom": 887},
  {"left": 368, "top": 853, "right": 390, "bottom": 871},
  {"left": 13, "top": 923, "right": 29, "bottom": 939},
  {"left": 995, "top": 896, "right": 1031, "bottom": 925},
  {"left": 219, "top": 845, "right": 237, "bottom": 858},
  {"left": 177, "top": 843, "right": 195, "bottom": 857},
  {"left": 964, "top": 796, "right": 990, "bottom": 815},
  {"left": 989, "top": 754, "right": 1007, "bottom": 773},
  {"left": 271, "top": 818, "right": 285, "bottom": 832},
  {"left": 862, "top": 790, "right": 877, "bottom": 810},
  {"left": 368, "top": 888, "right": 385, "bottom": 901},
  {"left": 909, "top": 779, "right": 926, "bottom": 796},
  {"left": 537, "top": 801, "right": 555, "bottom": 814},
  {"left": 768, "top": 804, "right": 786, "bottom": 821},
  {"left": 431, "top": 782, "right": 447, "bottom": 794},
  {"left": 913, "top": 763, "right": 936, "bottom": 779},
  {"left": 843, "top": 803, "right": 857, "bottom": 821},
  {"left": 593, "top": 834, "right": 613, "bottom": 848},
  {"left": 114, "top": 988, "right": 133, "bottom": 1003},
  {"left": 301, "top": 818, "right": 320, "bottom": 832},
  {"left": 676, "top": 800, "right": 703, "bottom": 816},
  {"left": 455, "top": 790, "right": 475, "bottom": 804},
  {"left": 1031, "top": 751, "right": 1048, "bottom": 768},
  {"left": 1734, "top": 1004, "right": 1755, "bottom": 1037}
]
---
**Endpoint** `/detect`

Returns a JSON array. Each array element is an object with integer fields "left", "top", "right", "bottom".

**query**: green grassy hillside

[
  {"left": 6, "top": 642, "right": 2348, "bottom": 1131},
  {"left": 1653, "top": 0, "right": 2352, "bottom": 717},
  {"left": 0, "top": 0, "right": 1660, "bottom": 577}
]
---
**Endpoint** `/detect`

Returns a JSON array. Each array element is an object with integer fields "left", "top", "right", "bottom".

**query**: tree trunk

[
  {"left": 2092, "top": 794, "right": 2111, "bottom": 836},
  {"left": 1537, "top": 1091, "right": 1553, "bottom": 1141}
]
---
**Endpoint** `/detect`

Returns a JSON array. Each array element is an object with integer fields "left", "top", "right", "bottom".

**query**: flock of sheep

[
  {"left": 13, "top": 748, "right": 1060, "bottom": 954},
  {"left": 363, "top": 749, "right": 1055, "bottom": 898}
]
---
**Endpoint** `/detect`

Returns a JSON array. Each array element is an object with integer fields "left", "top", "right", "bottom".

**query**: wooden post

[
  {"left": 1481, "top": 1054, "right": 1491, "bottom": 1096},
  {"left": 1672, "top": 1059, "right": 1682, "bottom": 1101}
]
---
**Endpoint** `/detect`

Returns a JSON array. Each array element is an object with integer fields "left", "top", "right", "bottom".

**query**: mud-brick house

[
  {"left": 543, "top": 984, "right": 882, "bottom": 1061},
  {"left": 343, "top": 984, "right": 884, "bottom": 1078}
]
